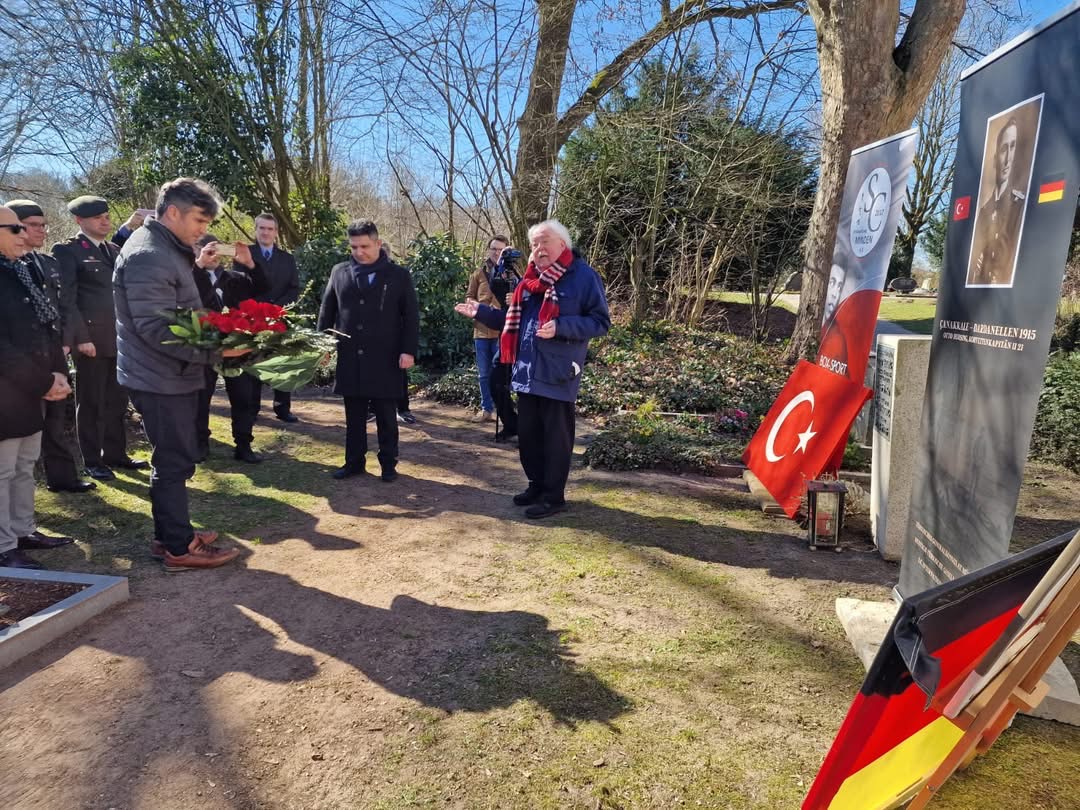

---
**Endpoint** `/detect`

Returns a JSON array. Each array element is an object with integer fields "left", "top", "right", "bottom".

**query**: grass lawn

[
  {"left": 710, "top": 290, "right": 939, "bottom": 334},
  {"left": 2, "top": 396, "right": 1077, "bottom": 809}
]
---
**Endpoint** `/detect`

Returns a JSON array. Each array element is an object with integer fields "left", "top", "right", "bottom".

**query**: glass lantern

[{"left": 806, "top": 480, "right": 847, "bottom": 551}]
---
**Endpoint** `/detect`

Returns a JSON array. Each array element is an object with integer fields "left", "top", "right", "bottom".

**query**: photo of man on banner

[{"left": 966, "top": 94, "right": 1044, "bottom": 288}]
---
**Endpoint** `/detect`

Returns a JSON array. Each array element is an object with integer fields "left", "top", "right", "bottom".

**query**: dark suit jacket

[
  {"left": 52, "top": 234, "right": 120, "bottom": 355},
  {"left": 246, "top": 245, "right": 299, "bottom": 307},
  {"left": 25, "top": 251, "right": 70, "bottom": 341},
  {"left": 0, "top": 260, "right": 67, "bottom": 440},
  {"left": 194, "top": 262, "right": 268, "bottom": 312},
  {"left": 317, "top": 255, "right": 419, "bottom": 399}
]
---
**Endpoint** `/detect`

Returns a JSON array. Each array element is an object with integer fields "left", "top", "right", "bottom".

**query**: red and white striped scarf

[{"left": 499, "top": 247, "right": 573, "bottom": 365}]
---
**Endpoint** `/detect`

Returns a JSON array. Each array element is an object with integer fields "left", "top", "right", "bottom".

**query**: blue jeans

[{"left": 474, "top": 338, "right": 499, "bottom": 412}]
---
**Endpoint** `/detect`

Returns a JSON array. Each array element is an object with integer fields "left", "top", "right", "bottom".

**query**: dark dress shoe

[
  {"left": 525, "top": 500, "right": 568, "bottom": 519},
  {"left": 332, "top": 465, "right": 365, "bottom": 480},
  {"left": 47, "top": 480, "right": 97, "bottom": 493},
  {"left": 104, "top": 458, "right": 149, "bottom": 470},
  {"left": 397, "top": 410, "right": 417, "bottom": 425},
  {"left": 380, "top": 468, "right": 399, "bottom": 483},
  {"left": 234, "top": 445, "right": 262, "bottom": 464},
  {"left": 18, "top": 531, "right": 75, "bottom": 550},
  {"left": 275, "top": 411, "right": 299, "bottom": 423},
  {"left": 0, "top": 549, "right": 44, "bottom": 569},
  {"left": 513, "top": 486, "right": 543, "bottom": 506},
  {"left": 494, "top": 430, "right": 518, "bottom": 443},
  {"left": 86, "top": 465, "right": 116, "bottom": 481}
]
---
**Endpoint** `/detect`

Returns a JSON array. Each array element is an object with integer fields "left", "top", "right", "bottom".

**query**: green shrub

[
  {"left": 407, "top": 233, "right": 475, "bottom": 370},
  {"left": 584, "top": 408, "right": 747, "bottom": 474},
  {"left": 578, "top": 320, "right": 788, "bottom": 418},
  {"left": 1051, "top": 311, "right": 1080, "bottom": 354},
  {"left": 293, "top": 234, "right": 349, "bottom": 318},
  {"left": 1031, "top": 352, "right": 1080, "bottom": 473},
  {"left": 424, "top": 364, "right": 481, "bottom": 409}
]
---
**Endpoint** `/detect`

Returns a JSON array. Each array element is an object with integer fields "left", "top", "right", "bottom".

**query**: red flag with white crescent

[{"left": 743, "top": 360, "right": 871, "bottom": 517}]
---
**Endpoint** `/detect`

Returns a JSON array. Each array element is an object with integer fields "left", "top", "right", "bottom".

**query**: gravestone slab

[{"left": 870, "top": 334, "right": 932, "bottom": 560}]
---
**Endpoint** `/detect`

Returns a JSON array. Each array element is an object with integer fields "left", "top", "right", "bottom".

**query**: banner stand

[{"left": 905, "top": 564, "right": 1080, "bottom": 808}]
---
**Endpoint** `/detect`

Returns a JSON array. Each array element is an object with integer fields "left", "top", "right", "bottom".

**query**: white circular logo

[{"left": 849, "top": 167, "right": 892, "bottom": 258}]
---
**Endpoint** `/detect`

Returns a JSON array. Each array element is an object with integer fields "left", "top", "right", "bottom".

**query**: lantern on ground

[{"left": 806, "top": 480, "right": 847, "bottom": 551}]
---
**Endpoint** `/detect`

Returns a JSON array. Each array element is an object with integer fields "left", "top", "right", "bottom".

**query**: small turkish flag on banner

[
  {"left": 952, "top": 195, "right": 971, "bottom": 220},
  {"left": 743, "top": 360, "right": 872, "bottom": 517}
]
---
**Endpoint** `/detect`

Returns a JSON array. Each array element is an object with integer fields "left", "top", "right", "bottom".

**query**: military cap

[
  {"left": 67, "top": 195, "right": 109, "bottom": 218},
  {"left": 4, "top": 199, "right": 44, "bottom": 219}
]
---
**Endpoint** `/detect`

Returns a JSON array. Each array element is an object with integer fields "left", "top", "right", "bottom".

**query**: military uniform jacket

[
  {"left": 970, "top": 188, "right": 1026, "bottom": 285},
  {"left": 246, "top": 245, "right": 299, "bottom": 307},
  {"left": 25, "top": 251, "right": 69, "bottom": 336},
  {"left": 316, "top": 255, "right": 419, "bottom": 399},
  {"left": 52, "top": 234, "right": 120, "bottom": 355}
]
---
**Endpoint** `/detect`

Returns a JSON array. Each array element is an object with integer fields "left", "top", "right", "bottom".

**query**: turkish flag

[
  {"left": 952, "top": 195, "right": 971, "bottom": 221},
  {"left": 743, "top": 360, "right": 871, "bottom": 517}
]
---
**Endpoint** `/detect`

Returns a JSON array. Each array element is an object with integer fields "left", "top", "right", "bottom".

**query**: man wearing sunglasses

[
  {"left": 7, "top": 200, "right": 96, "bottom": 495},
  {"left": 0, "top": 205, "right": 76, "bottom": 569},
  {"left": 53, "top": 196, "right": 148, "bottom": 482}
]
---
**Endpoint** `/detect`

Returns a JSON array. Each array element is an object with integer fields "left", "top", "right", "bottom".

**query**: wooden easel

[{"left": 905, "top": 566, "right": 1080, "bottom": 808}]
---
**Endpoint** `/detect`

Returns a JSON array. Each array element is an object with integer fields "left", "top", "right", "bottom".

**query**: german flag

[
  {"left": 802, "top": 531, "right": 1074, "bottom": 810},
  {"left": 1037, "top": 173, "right": 1066, "bottom": 204}
]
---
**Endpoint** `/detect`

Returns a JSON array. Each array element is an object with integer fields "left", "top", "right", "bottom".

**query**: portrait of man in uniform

[{"left": 966, "top": 95, "right": 1043, "bottom": 288}]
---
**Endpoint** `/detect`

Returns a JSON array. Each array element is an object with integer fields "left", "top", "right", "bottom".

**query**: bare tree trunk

[{"left": 787, "top": 0, "right": 965, "bottom": 361}]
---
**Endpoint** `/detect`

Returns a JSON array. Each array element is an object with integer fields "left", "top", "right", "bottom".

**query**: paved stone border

[{"left": 0, "top": 568, "right": 129, "bottom": 671}]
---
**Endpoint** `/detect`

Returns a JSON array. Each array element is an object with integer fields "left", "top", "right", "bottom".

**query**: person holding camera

[
  {"left": 455, "top": 220, "right": 609, "bottom": 518},
  {"left": 466, "top": 235, "right": 510, "bottom": 422}
]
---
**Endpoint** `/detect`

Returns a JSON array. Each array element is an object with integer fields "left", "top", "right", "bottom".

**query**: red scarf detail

[{"left": 499, "top": 247, "right": 573, "bottom": 365}]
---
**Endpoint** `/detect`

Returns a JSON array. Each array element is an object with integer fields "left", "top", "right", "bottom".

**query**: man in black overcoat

[
  {"left": 52, "top": 195, "right": 148, "bottom": 480},
  {"left": 9, "top": 199, "right": 96, "bottom": 493},
  {"left": 317, "top": 220, "right": 419, "bottom": 481},
  {"left": 246, "top": 213, "right": 301, "bottom": 422}
]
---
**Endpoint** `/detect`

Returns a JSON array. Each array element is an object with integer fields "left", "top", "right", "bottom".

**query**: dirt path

[{"left": 0, "top": 397, "right": 1076, "bottom": 810}]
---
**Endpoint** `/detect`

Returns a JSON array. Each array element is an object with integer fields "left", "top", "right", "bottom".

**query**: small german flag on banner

[{"left": 1037, "top": 173, "right": 1066, "bottom": 203}]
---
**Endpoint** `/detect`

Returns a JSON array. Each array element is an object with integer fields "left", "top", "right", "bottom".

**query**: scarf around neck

[{"left": 499, "top": 247, "right": 573, "bottom": 365}]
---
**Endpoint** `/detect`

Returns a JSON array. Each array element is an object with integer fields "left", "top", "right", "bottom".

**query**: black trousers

[
  {"left": 272, "top": 388, "right": 291, "bottom": 415},
  {"left": 226, "top": 373, "right": 262, "bottom": 446},
  {"left": 129, "top": 389, "right": 198, "bottom": 556},
  {"left": 74, "top": 354, "right": 128, "bottom": 465},
  {"left": 491, "top": 363, "right": 517, "bottom": 434},
  {"left": 344, "top": 396, "right": 398, "bottom": 471},
  {"left": 196, "top": 367, "right": 217, "bottom": 452},
  {"left": 398, "top": 369, "right": 410, "bottom": 413},
  {"left": 516, "top": 393, "right": 575, "bottom": 504},
  {"left": 41, "top": 393, "right": 82, "bottom": 486}
]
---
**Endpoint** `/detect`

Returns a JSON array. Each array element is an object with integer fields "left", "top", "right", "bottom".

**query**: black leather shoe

[
  {"left": 86, "top": 465, "right": 115, "bottom": 481},
  {"left": 275, "top": 411, "right": 299, "bottom": 423},
  {"left": 397, "top": 411, "right": 417, "bottom": 425},
  {"left": 494, "top": 430, "right": 518, "bottom": 443},
  {"left": 47, "top": 480, "right": 97, "bottom": 493},
  {"left": 233, "top": 445, "right": 262, "bottom": 464},
  {"left": 513, "top": 486, "right": 543, "bottom": 506},
  {"left": 105, "top": 458, "right": 149, "bottom": 470},
  {"left": 380, "top": 468, "right": 399, "bottom": 483},
  {"left": 18, "top": 531, "right": 75, "bottom": 550},
  {"left": 525, "top": 500, "right": 568, "bottom": 519},
  {"left": 332, "top": 465, "right": 365, "bottom": 480},
  {"left": 0, "top": 549, "right": 44, "bottom": 569}
]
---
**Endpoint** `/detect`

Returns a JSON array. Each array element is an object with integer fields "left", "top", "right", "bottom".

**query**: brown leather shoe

[
  {"left": 163, "top": 537, "right": 239, "bottom": 572},
  {"left": 18, "top": 530, "right": 75, "bottom": 550},
  {"left": 150, "top": 530, "right": 219, "bottom": 560}
]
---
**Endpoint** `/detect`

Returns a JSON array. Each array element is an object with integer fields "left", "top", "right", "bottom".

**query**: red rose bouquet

[{"left": 163, "top": 299, "right": 337, "bottom": 391}]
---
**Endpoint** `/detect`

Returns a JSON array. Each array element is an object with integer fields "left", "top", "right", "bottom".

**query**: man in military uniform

[
  {"left": 968, "top": 118, "right": 1026, "bottom": 286},
  {"left": 52, "top": 195, "right": 148, "bottom": 481},
  {"left": 246, "top": 213, "right": 300, "bottom": 423},
  {"left": 8, "top": 200, "right": 96, "bottom": 493}
]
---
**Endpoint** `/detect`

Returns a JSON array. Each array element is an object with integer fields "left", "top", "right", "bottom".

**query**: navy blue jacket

[{"left": 476, "top": 253, "right": 609, "bottom": 403}]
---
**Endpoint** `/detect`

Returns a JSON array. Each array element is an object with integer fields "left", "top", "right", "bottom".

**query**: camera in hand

[{"left": 491, "top": 248, "right": 523, "bottom": 304}]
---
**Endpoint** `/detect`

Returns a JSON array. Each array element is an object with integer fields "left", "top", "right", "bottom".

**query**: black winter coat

[
  {"left": 0, "top": 259, "right": 67, "bottom": 440},
  {"left": 246, "top": 245, "right": 299, "bottom": 307},
  {"left": 317, "top": 255, "right": 419, "bottom": 399},
  {"left": 194, "top": 262, "right": 268, "bottom": 312}
]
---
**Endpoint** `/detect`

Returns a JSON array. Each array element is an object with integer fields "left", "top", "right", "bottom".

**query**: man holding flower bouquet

[{"left": 114, "top": 178, "right": 247, "bottom": 572}]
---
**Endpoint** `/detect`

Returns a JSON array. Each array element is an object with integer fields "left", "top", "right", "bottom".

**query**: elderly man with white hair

[{"left": 456, "top": 219, "right": 609, "bottom": 518}]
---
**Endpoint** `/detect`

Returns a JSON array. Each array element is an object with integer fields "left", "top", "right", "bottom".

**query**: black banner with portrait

[{"left": 899, "top": 5, "right": 1080, "bottom": 596}]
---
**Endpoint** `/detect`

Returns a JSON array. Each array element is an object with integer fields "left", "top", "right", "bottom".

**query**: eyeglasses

[{"left": 0, "top": 224, "right": 27, "bottom": 234}]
